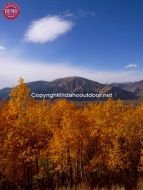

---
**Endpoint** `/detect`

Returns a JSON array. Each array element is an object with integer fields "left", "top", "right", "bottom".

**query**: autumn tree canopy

[{"left": 0, "top": 79, "right": 143, "bottom": 190}]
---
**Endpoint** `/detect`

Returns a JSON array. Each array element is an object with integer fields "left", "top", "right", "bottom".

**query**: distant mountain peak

[{"left": 0, "top": 76, "right": 142, "bottom": 101}]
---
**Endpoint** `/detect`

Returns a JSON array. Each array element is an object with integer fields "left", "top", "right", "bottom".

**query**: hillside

[{"left": 0, "top": 76, "right": 138, "bottom": 101}]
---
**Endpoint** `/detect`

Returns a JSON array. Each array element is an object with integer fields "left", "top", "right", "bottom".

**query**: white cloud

[
  {"left": 24, "top": 16, "right": 74, "bottom": 44},
  {"left": 0, "top": 55, "right": 143, "bottom": 89},
  {"left": 125, "top": 64, "right": 137, "bottom": 69},
  {"left": 0, "top": 46, "right": 6, "bottom": 51}
]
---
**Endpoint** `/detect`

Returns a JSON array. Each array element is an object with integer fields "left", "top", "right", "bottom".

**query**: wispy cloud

[
  {"left": 63, "top": 10, "right": 74, "bottom": 18},
  {"left": 77, "top": 9, "right": 96, "bottom": 17},
  {"left": 125, "top": 64, "right": 137, "bottom": 69},
  {"left": 24, "top": 15, "right": 74, "bottom": 44},
  {"left": 63, "top": 9, "right": 96, "bottom": 18},
  {"left": 0, "top": 46, "right": 6, "bottom": 51}
]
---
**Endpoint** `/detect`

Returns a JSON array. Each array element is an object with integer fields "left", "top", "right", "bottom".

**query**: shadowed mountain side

[
  {"left": 112, "top": 80, "right": 143, "bottom": 98},
  {"left": 0, "top": 76, "right": 138, "bottom": 101}
]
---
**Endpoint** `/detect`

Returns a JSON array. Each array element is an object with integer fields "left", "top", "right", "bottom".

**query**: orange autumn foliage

[{"left": 0, "top": 79, "right": 143, "bottom": 190}]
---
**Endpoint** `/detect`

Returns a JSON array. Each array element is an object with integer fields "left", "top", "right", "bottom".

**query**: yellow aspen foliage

[{"left": 0, "top": 80, "right": 143, "bottom": 190}]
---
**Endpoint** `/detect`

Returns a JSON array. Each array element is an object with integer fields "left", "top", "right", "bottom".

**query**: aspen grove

[{"left": 0, "top": 79, "right": 143, "bottom": 190}]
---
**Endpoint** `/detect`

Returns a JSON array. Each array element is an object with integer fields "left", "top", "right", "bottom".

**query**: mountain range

[{"left": 0, "top": 76, "right": 143, "bottom": 101}]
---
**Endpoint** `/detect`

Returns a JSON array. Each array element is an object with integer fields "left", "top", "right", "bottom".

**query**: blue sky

[{"left": 0, "top": 0, "right": 143, "bottom": 88}]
